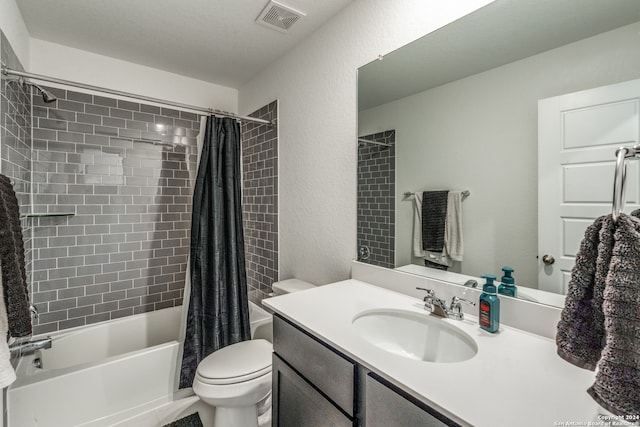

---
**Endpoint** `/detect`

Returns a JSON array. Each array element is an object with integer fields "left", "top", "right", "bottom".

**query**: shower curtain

[{"left": 179, "top": 115, "right": 251, "bottom": 389}]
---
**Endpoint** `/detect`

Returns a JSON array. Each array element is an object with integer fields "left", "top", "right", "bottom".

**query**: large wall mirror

[{"left": 357, "top": 0, "right": 640, "bottom": 308}]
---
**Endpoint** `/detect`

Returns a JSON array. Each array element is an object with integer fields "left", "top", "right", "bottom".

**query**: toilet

[
  {"left": 271, "top": 278, "right": 317, "bottom": 296},
  {"left": 192, "top": 278, "right": 316, "bottom": 427}
]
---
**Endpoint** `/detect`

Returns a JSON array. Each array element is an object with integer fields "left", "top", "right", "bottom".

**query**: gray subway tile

[
  {"left": 49, "top": 109, "right": 76, "bottom": 121},
  {"left": 93, "top": 95, "right": 117, "bottom": 107},
  {"left": 77, "top": 264, "right": 102, "bottom": 276},
  {"left": 85, "top": 104, "right": 109, "bottom": 116},
  {"left": 78, "top": 295, "right": 102, "bottom": 307},
  {"left": 86, "top": 313, "right": 111, "bottom": 325},
  {"left": 59, "top": 317, "right": 86, "bottom": 330},
  {"left": 103, "top": 291, "right": 126, "bottom": 302},
  {"left": 117, "top": 100, "right": 140, "bottom": 111},
  {"left": 110, "top": 108, "right": 133, "bottom": 120},
  {"left": 95, "top": 272, "right": 119, "bottom": 283},
  {"left": 102, "top": 261, "right": 126, "bottom": 273},
  {"left": 69, "top": 306, "right": 94, "bottom": 318},
  {"left": 67, "top": 91, "right": 93, "bottom": 103},
  {"left": 50, "top": 298, "right": 77, "bottom": 311},
  {"left": 38, "top": 118, "right": 67, "bottom": 131},
  {"left": 57, "top": 99, "right": 85, "bottom": 113},
  {"left": 140, "top": 104, "right": 161, "bottom": 114},
  {"left": 85, "top": 134, "right": 110, "bottom": 145},
  {"left": 111, "top": 279, "right": 133, "bottom": 291},
  {"left": 95, "top": 126, "right": 119, "bottom": 136},
  {"left": 95, "top": 301, "right": 118, "bottom": 313},
  {"left": 111, "top": 308, "right": 134, "bottom": 319},
  {"left": 77, "top": 113, "right": 102, "bottom": 125}
]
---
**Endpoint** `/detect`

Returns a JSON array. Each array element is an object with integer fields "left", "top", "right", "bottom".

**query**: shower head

[{"left": 23, "top": 80, "right": 57, "bottom": 103}]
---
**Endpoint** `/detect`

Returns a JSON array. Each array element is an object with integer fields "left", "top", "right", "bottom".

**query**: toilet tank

[{"left": 272, "top": 279, "right": 316, "bottom": 295}]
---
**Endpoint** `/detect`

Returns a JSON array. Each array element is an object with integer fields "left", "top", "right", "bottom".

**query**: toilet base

[{"left": 214, "top": 405, "right": 258, "bottom": 427}]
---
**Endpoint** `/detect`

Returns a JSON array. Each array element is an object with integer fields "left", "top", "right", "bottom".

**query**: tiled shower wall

[
  {"left": 30, "top": 87, "right": 199, "bottom": 334},
  {"left": 357, "top": 130, "right": 395, "bottom": 268},
  {"left": 241, "top": 101, "right": 278, "bottom": 305},
  {"left": 2, "top": 29, "right": 276, "bottom": 332},
  {"left": 0, "top": 32, "right": 34, "bottom": 302}
]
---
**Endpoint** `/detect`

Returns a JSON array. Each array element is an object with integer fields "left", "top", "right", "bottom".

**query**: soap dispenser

[
  {"left": 479, "top": 274, "right": 500, "bottom": 333},
  {"left": 498, "top": 266, "right": 518, "bottom": 298}
]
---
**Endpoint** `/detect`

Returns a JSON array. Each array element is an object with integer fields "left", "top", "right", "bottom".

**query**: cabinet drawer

[
  {"left": 273, "top": 314, "right": 356, "bottom": 416},
  {"left": 272, "top": 354, "right": 353, "bottom": 427},
  {"left": 365, "top": 373, "right": 462, "bottom": 427}
]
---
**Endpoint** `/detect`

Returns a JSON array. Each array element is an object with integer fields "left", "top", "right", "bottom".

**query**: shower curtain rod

[
  {"left": 0, "top": 65, "right": 273, "bottom": 126},
  {"left": 357, "top": 138, "right": 393, "bottom": 147}
]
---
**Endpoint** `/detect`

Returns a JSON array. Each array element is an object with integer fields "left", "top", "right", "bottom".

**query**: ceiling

[
  {"left": 358, "top": 0, "right": 640, "bottom": 110},
  {"left": 16, "top": 0, "right": 352, "bottom": 88}
]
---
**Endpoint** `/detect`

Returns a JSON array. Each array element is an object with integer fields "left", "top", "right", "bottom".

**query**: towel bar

[
  {"left": 612, "top": 145, "right": 640, "bottom": 223},
  {"left": 404, "top": 190, "right": 470, "bottom": 199}
]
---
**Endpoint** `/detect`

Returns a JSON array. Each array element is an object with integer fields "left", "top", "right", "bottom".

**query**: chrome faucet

[
  {"left": 9, "top": 337, "right": 52, "bottom": 359},
  {"left": 416, "top": 288, "right": 476, "bottom": 320}
]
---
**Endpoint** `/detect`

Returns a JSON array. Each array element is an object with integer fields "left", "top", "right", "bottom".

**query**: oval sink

[{"left": 352, "top": 309, "right": 477, "bottom": 363}]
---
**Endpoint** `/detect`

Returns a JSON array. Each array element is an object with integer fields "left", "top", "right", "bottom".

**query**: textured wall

[
  {"left": 241, "top": 101, "right": 278, "bottom": 305},
  {"left": 239, "top": 0, "right": 493, "bottom": 285},
  {"left": 30, "top": 86, "right": 199, "bottom": 334},
  {"left": 29, "top": 39, "right": 238, "bottom": 114},
  {"left": 0, "top": 0, "right": 30, "bottom": 68},
  {"left": 357, "top": 130, "right": 395, "bottom": 268}
]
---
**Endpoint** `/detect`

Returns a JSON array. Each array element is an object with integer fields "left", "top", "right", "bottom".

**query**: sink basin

[{"left": 352, "top": 309, "right": 477, "bottom": 363}]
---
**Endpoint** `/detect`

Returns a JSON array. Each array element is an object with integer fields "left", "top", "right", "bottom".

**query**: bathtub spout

[{"left": 10, "top": 337, "right": 52, "bottom": 359}]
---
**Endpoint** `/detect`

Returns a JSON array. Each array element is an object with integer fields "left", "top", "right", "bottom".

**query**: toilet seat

[{"left": 196, "top": 339, "right": 272, "bottom": 385}]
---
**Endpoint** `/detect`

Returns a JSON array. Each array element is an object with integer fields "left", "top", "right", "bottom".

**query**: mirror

[{"left": 357, "top": 0, "right": 640, "bottom": 307}]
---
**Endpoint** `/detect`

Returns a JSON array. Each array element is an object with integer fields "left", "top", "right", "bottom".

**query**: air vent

[{"left": 256, "top": 0, "right": 306, "bottom": 33}]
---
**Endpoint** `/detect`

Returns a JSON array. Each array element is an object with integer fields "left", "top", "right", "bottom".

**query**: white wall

[
  {"left": 0, "top": 0, "right": 30, "bottom": 67},
  {"left": 359, "top": 22, "right": 640, "bottom": 287},
  {"left": 29, "top": 39, "right": 238, "bottom": 112},
  {"left": 239, "top": 0, "right": 494, "bottom": 285}
]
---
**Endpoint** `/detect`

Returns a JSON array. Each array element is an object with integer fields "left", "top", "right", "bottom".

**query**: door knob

[{"left": 542, "top": 254, "right": 555, "bottom": 265}]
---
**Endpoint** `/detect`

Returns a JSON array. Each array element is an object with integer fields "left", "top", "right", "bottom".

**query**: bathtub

[{"left": 7, "top": 302, "right": 273, "bottom": 427}]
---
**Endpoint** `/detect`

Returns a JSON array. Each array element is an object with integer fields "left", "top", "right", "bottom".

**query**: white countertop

[{"left": 263, "top": 279, "right": 607, "bottom": 427}]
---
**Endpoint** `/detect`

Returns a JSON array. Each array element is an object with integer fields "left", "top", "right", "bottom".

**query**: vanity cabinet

[
  {"left": 363, "top": 372, "right": 461, "bottom": 427},
  {"left": 272, "top": 314, "right": 356, "bottom": 426},
  {"left": 272, "top": 314, "right": 462, "bottom": 427}
]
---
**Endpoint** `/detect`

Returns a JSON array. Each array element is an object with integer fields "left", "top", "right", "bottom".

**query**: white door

[{"left": 538, "top": 78, "right": 640, "bottom": 294}]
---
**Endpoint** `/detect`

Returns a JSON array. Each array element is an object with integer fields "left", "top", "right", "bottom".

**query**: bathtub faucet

[{"left": 9, "top": 337, "right": 52, "bottom": 359}]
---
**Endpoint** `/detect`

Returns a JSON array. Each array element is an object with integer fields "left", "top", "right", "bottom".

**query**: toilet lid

[{"left": 196, "top": 339, "right": 272, "bottom": 385}]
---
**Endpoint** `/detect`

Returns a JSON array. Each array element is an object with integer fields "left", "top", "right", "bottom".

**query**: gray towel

[
  {"left": 422, "top": 191, "right": 448, "bottom": 252},
  {"left": 586, "top": 214, "right": 640, "bottom": 416},
  {"left": 557, "top": 213, "right": 640, "bottom": 416},
  {"left": 556, "top": 215, "right": 613, "bottom": 370},
  {"left": 0, "top": 174, "right": 32, "bottom": 337}
]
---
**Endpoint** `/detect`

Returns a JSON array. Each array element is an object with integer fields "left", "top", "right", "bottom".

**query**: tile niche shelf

[{"left": 20, "top": 212, "right": 75, "bottom": 218}]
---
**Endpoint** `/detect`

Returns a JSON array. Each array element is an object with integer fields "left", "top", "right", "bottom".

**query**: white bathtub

[{"left": 7, "top": 302, "right": 273, "bottom": 427}]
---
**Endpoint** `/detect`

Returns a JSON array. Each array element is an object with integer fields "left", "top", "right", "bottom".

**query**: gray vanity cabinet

[
  {"left": 272, "top": 314, "right": 462, "bottom": 427},
  {"left": 363, "top": 372, "right": 460, "bottom": 427},
  {"left": 272, "top": 314, "right": 356, "bottom": 427}
]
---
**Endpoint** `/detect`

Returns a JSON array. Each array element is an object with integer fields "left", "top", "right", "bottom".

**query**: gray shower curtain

[{"left": 179, "top": 116, "right": 251, "bottom": 389}]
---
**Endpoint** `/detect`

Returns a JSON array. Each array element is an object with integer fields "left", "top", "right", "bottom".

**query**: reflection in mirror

[{"left": 357, "top": 0, "right": 640, "bottom": 308}]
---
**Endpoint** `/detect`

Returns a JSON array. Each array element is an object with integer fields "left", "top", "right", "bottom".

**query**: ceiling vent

[{"left": 256, "top": 0, "right": 306, "bottom": 33}]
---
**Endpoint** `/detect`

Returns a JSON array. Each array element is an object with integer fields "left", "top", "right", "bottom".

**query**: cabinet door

[
  {"left": 272, "top": 354, "right": 353, "bottom": 427},
  {"left": 273, "top": 315, "right": 356, "bottom": 416},
  {"left": 364, "top": 373, "right": 462, "bottom": 427}
]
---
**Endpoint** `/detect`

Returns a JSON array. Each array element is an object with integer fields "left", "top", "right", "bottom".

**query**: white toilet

[{"left": 192, "top": 278, "right": 315, "bottom": 427}]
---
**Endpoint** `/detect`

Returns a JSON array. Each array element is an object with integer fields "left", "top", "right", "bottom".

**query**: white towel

[
  {"left": 0, "top": 265, "right": 16, "bottom": 388},
  {"left": 413, "top": 191, "right": 464, "bottom": 266}
]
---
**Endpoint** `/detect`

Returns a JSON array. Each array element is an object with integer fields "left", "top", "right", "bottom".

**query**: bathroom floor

[
  {"left": 104, "top": 395, "right": 272, "bottom": 427},
  {"left": 107, "top": 396, "right": 215, "bottom": 427}
]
